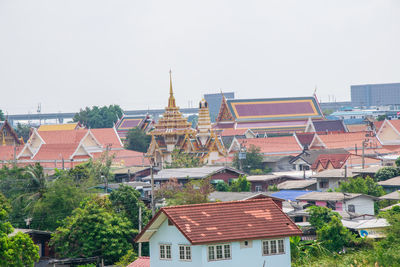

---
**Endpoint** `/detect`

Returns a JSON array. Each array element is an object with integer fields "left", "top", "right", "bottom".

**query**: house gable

[{"left": 376, "top": 119, "right": 400, "bottom": 145}]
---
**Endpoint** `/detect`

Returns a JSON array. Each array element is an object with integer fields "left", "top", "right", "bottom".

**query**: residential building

[
  {"left": 311, "top": 153, "right": 350, "bottom": 172},
  {"left": 277, "top": 180, "right": 317, "bottom": 191},
  {"left": 379, "top": 190, "right": 400, "bottom": 201},
  {"left": 290, "top": 148, "right": 348, "bottom": 171},
  {"left": 378, "top": 176, "right": 400, "bottom": 192},
  {"left": 246, "top": 174, "right": 301, "bottom": 192},
  {"left": 296, "top": 192, "right": 376, "bottom": 216},
  {"left": 304, "top": 118, "right": 347, "bottom": 133},
  {"left": 342, "top": 218, "right": 389, "bottom": 239},
  {"left": 311, "top": 169, "right": 354, "bottom": 191},
  {"left": 142, "top": 166, "right": 243, "bottom": 185},
  {"left": 135, "top": 199, "right": 302, "bottom": 267}
]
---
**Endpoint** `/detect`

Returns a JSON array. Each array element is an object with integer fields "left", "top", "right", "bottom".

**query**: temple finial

[{"left": 168, "top": 69, "right": 176, "bottom": 108}]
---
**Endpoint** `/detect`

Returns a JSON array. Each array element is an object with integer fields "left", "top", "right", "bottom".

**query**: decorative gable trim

[
  {"left": 309, "top": 133, "right": 327, "bottom": 149},
  {"left": 216, "top": 95, "right": 234, "bottom": 122}
]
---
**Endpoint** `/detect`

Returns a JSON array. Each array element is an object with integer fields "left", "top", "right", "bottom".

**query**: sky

[{"left": 1, "top": 0, "right": 399, "bottom": 114}]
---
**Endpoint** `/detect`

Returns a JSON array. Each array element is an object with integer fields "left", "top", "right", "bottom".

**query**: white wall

[
  {"left": 150, "top": 219, "right": 293, "bottom": 267},
  {"left": 345, "top": 196, "right": 375, "bottom": 216}
]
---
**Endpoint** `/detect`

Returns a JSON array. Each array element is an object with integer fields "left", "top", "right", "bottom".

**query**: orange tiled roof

[
  {"left": 220, "top": 128, "right": 248, "bottom": 136},
  {"left": 311, "top": 153, "right": 349, "bottom": 170},
  {"left": 136, "top": 198, "right": 301, "bottom": 245},
  {"left": 387, "top": 119, "right": 400, "bottom": 133},
  {"left": 317, "top": 132, "right": 380, "bottom": 150},
  {"left": 346, "top": 124, "right": 367, "bottom": 132},
  {"left": 127, "top": 257, "right": 150, "bottom": 267},
  {"left": 38, "top": 130, "right": 87, "bottom": 144},
  {"left": 0, "top": 145, "right": 23, "bottom": 161},
  {"left": 93, "top": 149, "right": 150, "bottom": 167},
  {"left": 239, "top": 136, "right": 302, "bottom": 154},
  {"left": 91, "top": 128, "right": 123, "bottom": 149},
  {"left": 32, "top": 144, "right": 79, "bottom": 160}
]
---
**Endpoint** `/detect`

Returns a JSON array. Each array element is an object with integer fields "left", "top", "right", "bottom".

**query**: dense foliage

[
  {"left": 14, "top": 123, "right": 31, "bottom": 142},
  {"left": 51, "top": 196, "right": 136, "bottom": 265},
  {"left": 0, "top": 194, "right": 39, "bottom": 267},
  {"left": 374, "top": 166, "right": 399, "bottom": 181},
  {"left": 73, "top": 105, "right": 123, "bottom": 128},
  {"left": 336, "top": 176, "right": 385, "bottom": 197},
  {"left": 125, "top": 127, "right": 151, "bottom": 153},
  {"left": 0, "top": 109, "right": 4, "bottom": 121},
  {"left": 229, "top": 176, "right": 251, "bottom": 192}
]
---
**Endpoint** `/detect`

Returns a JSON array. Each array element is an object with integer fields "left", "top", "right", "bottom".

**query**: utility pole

[
  {"left": 138, "top": 205, "right": 142, "bottom": 257},
  {"left": 362, "top": 139, "right": 367, "bottom": 169},
  {"left": 151, "top": 165, "right": 155, "bottom": 216}
]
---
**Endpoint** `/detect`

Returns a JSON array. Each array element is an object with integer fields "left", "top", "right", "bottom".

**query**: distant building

[
  {"left": 204, "top": 92, "right": 235, "bottom": 123},
  {"left": 351, "top": 83, "right": 400, "bottom": 108}
]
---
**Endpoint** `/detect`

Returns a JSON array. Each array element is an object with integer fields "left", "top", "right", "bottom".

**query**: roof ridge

[{"left": 161, "top": 197, "right": 274, "bottom": 210}]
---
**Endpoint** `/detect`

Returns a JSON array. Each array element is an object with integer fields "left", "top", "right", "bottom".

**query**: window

[
  {"left": 348, "top": 204, "right": 355, "bottom": 213},
  {"left": 179, "top": 245, "right": 191, "bottom": 261},
  {"left": 255, "top": 185, "right": 262, "bottom": 192},
  {"left": 159, "top": 244, "right": 172, "bottom": 260},
  {"left": 263, "top": 239, "right": 285, "bottom": 256},
  {"left": 208, "top": 244, "right": 231, "bottom": 261}
]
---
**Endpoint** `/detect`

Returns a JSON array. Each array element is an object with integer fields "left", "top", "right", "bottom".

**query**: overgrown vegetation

[
  {"left": 125, "top": 127, "right": 151, "bottom": 152},
  {"left": 165, "top": 149, "right": 202, "bottom": 169},
  {"left": 73, "top": 105, "right": 123, "bottom": 128}
]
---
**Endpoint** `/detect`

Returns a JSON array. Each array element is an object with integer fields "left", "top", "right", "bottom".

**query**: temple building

[
  {"left": 146, "top": 72, "right": 226, "bottom": 167},
  {"left": 0, "top": 120, "right": 23, "bottom": 146},
  {"left": 115, "top": 114, "right": 153, "bottom": 141},
  {"left": 214, "top": 95, "right": 324, "bottom": 134}
]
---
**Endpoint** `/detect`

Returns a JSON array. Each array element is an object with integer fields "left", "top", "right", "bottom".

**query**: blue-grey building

[
  {"left": 204, "top": 92, "right": 234, "bottom": 122},
  {"left": 351, "top": 83, "right": 400, "bottom": 108}
]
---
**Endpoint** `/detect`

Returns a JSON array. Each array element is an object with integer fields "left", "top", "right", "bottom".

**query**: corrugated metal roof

[{"left": 270, "top": 190, "right": 313, "bottom": 201}]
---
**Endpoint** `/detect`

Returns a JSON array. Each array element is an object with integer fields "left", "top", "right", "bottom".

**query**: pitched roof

[
  {"left": 94, "top": 149, "right": 150, "bottom": 167},
  {"left": 38, "top": 130, "right": 87, "bottom": 144},
  {"left": 379, "top": 190, "right": 400, "bottom": 200},
  {"left": 316, "top": 132, "right": 380, "bottom": 150},
  {"left": 291, "top": 148, "right": 349, "bottom": 165},
  {"left": 238, "top": 136, "right": 302, "bottom": 155},
  {"left": 32, "top": 144, "right": 80, "bottom": 160},
  {"left": 387, "top": 119, "right": 400, "bottom": 133},
  {"left": 378, "top": 176, "right": 400, "bottom": 187},
  {"left": 142, "top": 166, "right": 242, "bottom": 181},
  {"left": 277, "top": 179, "right": 317, "bottom": 190},
  {"left": 311, "top": 120, "right": 347, "bottom": 133},
  {"left": 38, "top": 123, "right": 81, "bottom": 131},
  {"left": 295, "top": 133, "right": 315, "bottom": 148},
  {"left": 235, "top": 120, "right": 309, "bottom": 132},
  {"left": 310, "top": 168, "right": 355, "bottom": 178},
  {"left": 269, "top": 190, "right": 314, "bottom": 201},
  {"left": 136, "top": 198, "right": 301, "bottom": 244},
  {"left": 127, "top": 257, "right": 150, "bottom": 267},
  {"left": 346, "top": 124, "right": 368, "bottom": 132},
  {"left": 296, "top": 192, "right": 375, "bottom": 201},
  {"left": 220, "top": 128, "right": 248, "bottom": 136},
  {"left": 91, "top": 128, "right": 123, "bottom": 149},
  {"left": 227, "top": 97, "right": 323, "bottom": 122},
  {"left": 0, "top": 145, "right": 23, "bottom": 161},
  {"left": 311, "top": 153, "right": 350, "bottom": 170}
]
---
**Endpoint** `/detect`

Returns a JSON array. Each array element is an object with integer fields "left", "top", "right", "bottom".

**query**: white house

[{"left": 135, "top": 198, "right": 302, "bottom": 267}]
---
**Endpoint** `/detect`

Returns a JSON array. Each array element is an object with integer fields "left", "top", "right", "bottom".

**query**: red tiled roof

[
  {"left": 127, "top": 257, "right": 150, "bottom": 267},
  {"left": 137, "top": 198, "right": 301, "bottom": 245},
  {"left": 346, "top": 124, "right": 367, "bottom": 133},
  {"left": 32, "top": 144, "right": 80, "bottom": 160},
  {"left": 311, "top": 153, "right": 350, "bottom": 170},
  {"left": 93, "top": 149, "right": 150, "bottom": 166},
  {"left": 239, "top": 136, "right": 302, "bottom": 154},
  {"left": 0, "top": 145, "right": 23, "bottom": 161},
  {"left": 317, "top": 132, "right": 381, "bottom": 150},
  {"left": 38, "top": 130, "right": 87, "bottom": 144},
  {"left": 220, "top": 128, "right": 248, "bottom": 136},
  {"left": 296, "top": 133, "right": 315, "bottom": 147},
  {"left": 91, "top": 128, "right": 123, "bottom": 149},
  {"left": 387, "top": 119, "right": 400, "bottom": 133}
]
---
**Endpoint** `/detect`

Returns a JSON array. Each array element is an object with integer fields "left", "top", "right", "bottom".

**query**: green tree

[
  {"left": 395, "top": 156, "right": 400, "bottom": 168},
  {"left": 375, "top": 166, "right": 399, "bottom": 181},
  {"left": 51, "top": 196, "right": 136, "bottom": 265},
  {"left": 29, "top": 177, "right": 87, "bottom": 231},
  {"left": 336, "top": 176, "right": 385, "bottom": 197},
  {"left": 0, "top": 194, "right": 39, "bottom": 267},
  {"left": 187, "top": 114, "right": 198, "bottom": 128},
  {"left": 307, "top": 206, "right": 340, "bottom": 230},
  {"left": 14, "top": 123, "right": 31, "bottom": 142},
  {"left": 73, "top": 105, "right": 123, "bottom": 129},
  {"left": 233, "top": 145, "right": 264, "bottom": 173},
  {"left": 317, "top": 216, "right": 354, "bottom": 252},
  {"left": 0, "top": 110, "right": 4, "bottom": 121},
  {"left": 229, "top": 175, "right": 251, "bottom": 192},
  {"left": 215, "top": 181, "right": 229, "bottom": 192},
  {"left": 165, "top": 149, "right": 202, "bottom": 169},
  {"left": 109, "top": 185, "right": 151, "bottom": 230},
  {"left": 125, "top": 128, "right": 151, "bottom": 153},
  {"left": 377, "top": 115, "right": 388, "bottom": 121}
]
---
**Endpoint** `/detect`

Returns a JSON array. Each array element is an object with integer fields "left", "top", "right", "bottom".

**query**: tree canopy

[
  {"left": 336, "top": 176, "right": 385, "bottom": 197},
  {"left": 51, "top": 196, "right": 136, "bottom": 265},
  {"left": 0, "top": 110, "right": 4, "bottom": 121},
  {"left": 15, "top": 123, "right": 31, "bottom": 142},
  {"left": 375, "top": 167, "right": 399, "bottom": 181},
  {"left": 73, "top": 105, "right": 123, "bottom": 128},
  {"left": 125, "top": 128, "right": 151, "bottom": 153},
  {"left": 0, "top": 194, "right": 39, "bottom": 267},
  {"left": 229, "top": 175, "right": 251, "bottom": 192}
]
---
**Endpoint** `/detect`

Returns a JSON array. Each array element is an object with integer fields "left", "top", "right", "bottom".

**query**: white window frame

[
  {"left": 207, "top": 244, "right": 231, "bottom": 261},
  {"left": 262, "top": 239, "right": 285, "bottom": 256},
  {"left": 179, "top": 245, "right": 192, "bottom": 261},
  {"left": 159, "top": 244, "right": 172, "bottom": 260}
]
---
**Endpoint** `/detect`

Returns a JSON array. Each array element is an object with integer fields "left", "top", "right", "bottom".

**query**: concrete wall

[
  {"left": 150, "top": 220, "right": 293, "bottom": 267},
  {"left": 345, "top": 196, "right": 375, "bottom": 216}
]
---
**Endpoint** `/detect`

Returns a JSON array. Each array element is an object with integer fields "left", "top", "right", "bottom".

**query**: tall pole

[
  {"left": 151, "top": 165, "right": 155, "bottom": 217},
  {"left": 362, "top": 140, "right": 366, "bottom": 169},
  {"left": 138, "top": 205, "right": 142, "bottom": 257}
]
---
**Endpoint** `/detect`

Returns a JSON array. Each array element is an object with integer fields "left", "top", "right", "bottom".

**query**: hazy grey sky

[{"left": 1, "top": 0, "right": 399, "bottom": 114}]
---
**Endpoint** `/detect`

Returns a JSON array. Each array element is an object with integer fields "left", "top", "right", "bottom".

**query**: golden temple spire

[{"left": 168, "top": 69, "right": 176, "bottom": 108}]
